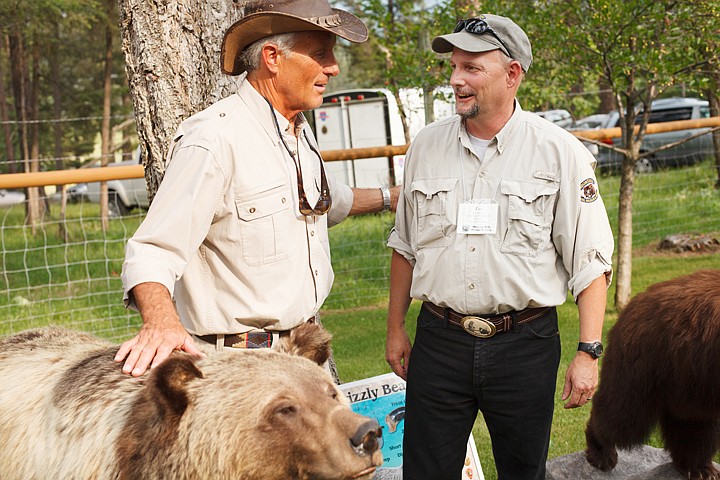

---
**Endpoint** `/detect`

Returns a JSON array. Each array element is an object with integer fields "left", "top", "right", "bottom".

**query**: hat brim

[
  {"left": 432, "top": 31, "right": 507, "bottom": 56},
  {"left": 221, "top": 9, "right": 368, "bottom": 75}
]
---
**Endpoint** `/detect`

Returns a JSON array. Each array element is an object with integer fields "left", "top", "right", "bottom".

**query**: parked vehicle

[
  {"left": 571, "top": 113, "right": 609, "bottom": 131},
  {"left": 0, "top": 189, "right": 25, "bottom": 207},
  {"left": 533, "top": 109, "right": 574, "bottom": 129},
  {"left": 596, "top": 97, "right": 713, "bottom": 174},
  {"left": 78, "top": 147, "right": 148, "bottom": 217}
]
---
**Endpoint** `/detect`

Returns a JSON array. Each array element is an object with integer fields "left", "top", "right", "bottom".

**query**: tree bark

[
  {"left": 613, "top": 160, "right": 635, "bottom": 311},
  {"left": 117, "top": 0, "right": 241, "bottom": 202}
]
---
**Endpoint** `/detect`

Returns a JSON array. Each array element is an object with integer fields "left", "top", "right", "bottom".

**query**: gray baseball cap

[{"left": 432, "top": 14, "right": 532, "bottom": 72}]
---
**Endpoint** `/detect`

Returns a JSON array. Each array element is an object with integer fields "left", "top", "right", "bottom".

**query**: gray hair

[{"left": 237, "top": 32, "right": 304, "bottom": 73}]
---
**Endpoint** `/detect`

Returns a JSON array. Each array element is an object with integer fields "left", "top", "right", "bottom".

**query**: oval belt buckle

[{"left": 461, "top": 316, "right": 497, "bottom": 338}]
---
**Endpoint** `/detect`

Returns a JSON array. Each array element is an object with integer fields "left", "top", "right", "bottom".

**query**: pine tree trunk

[
  {"left": 100, "top": 0, "right": 114, "bottom": 231},
  {"left": 0, "top": 39, "right": 16, "bottom": 174}
]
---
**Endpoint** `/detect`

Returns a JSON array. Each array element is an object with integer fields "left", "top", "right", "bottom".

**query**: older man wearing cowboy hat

[{"left": 115, "top": 0, "right": 397, "bottom": 377}]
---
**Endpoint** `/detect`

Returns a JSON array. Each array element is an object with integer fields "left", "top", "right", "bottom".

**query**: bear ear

[
  {"left": 146, "top": 355, "right": 204, "bottom": 419},
  {"left": 276, "top": 322, "right": 332, "bottom": 366}
]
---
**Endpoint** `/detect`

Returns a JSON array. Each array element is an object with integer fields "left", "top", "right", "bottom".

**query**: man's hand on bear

[{"left": 115, "top": 282, "right": 205, "bottom": 377}]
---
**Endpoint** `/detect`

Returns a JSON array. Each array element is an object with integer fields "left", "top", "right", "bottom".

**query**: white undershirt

[{"left": 468, "top": 134, "right": 491, "bottom": 164}]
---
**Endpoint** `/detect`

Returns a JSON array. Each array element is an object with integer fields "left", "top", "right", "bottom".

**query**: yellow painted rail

[{"left": 2, "top": 115, "right": 719, "bottom": 189}]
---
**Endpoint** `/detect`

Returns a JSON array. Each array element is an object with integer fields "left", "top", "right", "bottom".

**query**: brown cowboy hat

[{"left": 221, "top": 0, "right": 368, "bottom": 75}]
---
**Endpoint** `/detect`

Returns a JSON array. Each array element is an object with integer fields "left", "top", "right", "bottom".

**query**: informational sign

[{"left": 339, "top": 373, "right": 484, "bottom": 480}]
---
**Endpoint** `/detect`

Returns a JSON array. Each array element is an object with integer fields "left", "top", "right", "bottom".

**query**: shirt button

[
  {"left": 310, "top": 231, "right": 315, "bottom": 236},
  {"left": 219, "top": 112, "right": 226, "bottom": 117},
  {"left": 478, "top": 172, "right": 485, "bottom": 178},
  {"left": 314, "top": 270, "right": 319, "bottom": 276},
  {"left": 249, "top": 207, "right": 256, "bottom": 214},
  {"left": 282, "top": 197, "right": 287, "bottom": 204},
  {"left": 469, "top": 246, "right": 476, "bottom": 252},
  {"left": 468, "top": 283, "right": 475, "bottom": 289}
]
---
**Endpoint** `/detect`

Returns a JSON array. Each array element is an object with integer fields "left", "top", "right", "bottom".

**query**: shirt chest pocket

[
  {"left": 500, "top": 179, "right": 558, "bottom": 257},
  {"left": 411, "top": 178, "right": 458, "bottom": 249},
  {"left": 235, "top": 185, "right": 293, "bottom": 266}
]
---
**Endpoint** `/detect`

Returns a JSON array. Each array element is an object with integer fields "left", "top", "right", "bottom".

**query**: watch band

[
  {"left": 578, "top": 341, "right": 603, "bottom": 359},
  {"left": 380, "top": 187, "right": 391, "bottom": 212}
]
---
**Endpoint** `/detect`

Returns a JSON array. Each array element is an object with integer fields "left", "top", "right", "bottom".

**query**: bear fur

[
  {"left": 585, "top": 269, "right": 720, "bottom": 480},
  {"left": 0, "top": 324, "right": 383, "bottom": 480}
]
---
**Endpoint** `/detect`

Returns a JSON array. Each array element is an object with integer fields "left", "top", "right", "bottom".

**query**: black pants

[{"left": 402, "top": 305, "right": 561, "bottom": 480}]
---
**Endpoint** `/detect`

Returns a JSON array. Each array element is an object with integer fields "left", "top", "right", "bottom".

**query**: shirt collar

[
  {"left": 494, "top": 99, "right": 523, "bottom": 154},
  {"left": 235, "top": 73, "right": 283, "bottom": 146}
]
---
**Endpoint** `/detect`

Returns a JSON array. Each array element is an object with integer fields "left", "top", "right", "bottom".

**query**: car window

[
  {"left": 641, "top": 107, "right": 693, "bottom": 124},
  {"left": 700, "top": 106, "right": 710, "bottom": 119}
]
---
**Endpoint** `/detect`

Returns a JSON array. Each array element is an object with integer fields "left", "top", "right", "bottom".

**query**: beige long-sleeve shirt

[
  {"left": 122, "top": 74, "right": 353, "bottom": 335},
  {"left": 387, "top": 102, "right": 613, "bottom": 315}
]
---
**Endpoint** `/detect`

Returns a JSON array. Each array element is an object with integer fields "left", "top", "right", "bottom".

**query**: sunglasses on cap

[{"left": 453, "top": 18, "right": 513, "bottom": 60}]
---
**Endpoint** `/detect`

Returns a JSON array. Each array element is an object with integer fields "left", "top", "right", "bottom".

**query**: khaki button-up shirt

[
  {"left": 122, "top": 74, "right": 353, "bottom": 335},
  {"left": 388, "top": 102, "right": 613, "bottom": 315}
]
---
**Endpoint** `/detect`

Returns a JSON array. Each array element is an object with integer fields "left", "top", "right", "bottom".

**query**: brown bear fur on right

[{"left": 585, "top": 269, "right": 720, "bottom": 480}]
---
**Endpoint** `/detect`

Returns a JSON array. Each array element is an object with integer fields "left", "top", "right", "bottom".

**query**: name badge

[{"left": 458, "top": 201, "right": 498, "bottom": 235}]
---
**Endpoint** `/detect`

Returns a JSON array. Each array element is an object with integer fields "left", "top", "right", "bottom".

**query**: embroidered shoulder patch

[{"left": 580, "top": 178, "right": 598, "bottom": 203}]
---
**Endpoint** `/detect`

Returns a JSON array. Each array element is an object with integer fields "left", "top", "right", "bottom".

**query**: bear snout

[{"left": 350, "top": 418, "right": 382, "bottom": 456}]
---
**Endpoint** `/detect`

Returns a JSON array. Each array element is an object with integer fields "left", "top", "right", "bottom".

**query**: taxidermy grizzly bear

[
  {"left": 585, "top": 269, "right": 720, "bottom": 480},
  {"left": 0, "top": 323, "right": 383, "bottom": 480}
]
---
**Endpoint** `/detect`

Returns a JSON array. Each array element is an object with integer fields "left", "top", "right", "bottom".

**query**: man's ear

[
  {"left": 262, "top": 43, "right": 282, "bottom": 74},
  {"left": 507, "top": 61, "right": 524, "bottom": 88}
]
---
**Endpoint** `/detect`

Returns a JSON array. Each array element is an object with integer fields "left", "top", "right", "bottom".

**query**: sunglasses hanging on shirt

[{"left": 264, "top": 96, "right": 332, "bottom": 216}]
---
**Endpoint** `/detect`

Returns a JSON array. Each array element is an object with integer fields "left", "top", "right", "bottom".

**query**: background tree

[
  {"left": 356, "top": 0, "right": 462, "bottom": 140},
  {"left": 536, "top": 0, "right": 718, "bottom": 309},
  {"left": 0, "top": 0, "right": 132, "bottom": 230}
]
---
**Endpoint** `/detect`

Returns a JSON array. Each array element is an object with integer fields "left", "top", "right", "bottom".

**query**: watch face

[{"left": 579, "top": 341, "right": 603, "bottom": 358}]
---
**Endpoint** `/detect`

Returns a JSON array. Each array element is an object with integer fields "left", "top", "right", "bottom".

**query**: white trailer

[
  {"left": 312, "top": 89, "right": 406, "bottom": 188},
  {"left": 311, "top": 88, "right": 456, "bottom": 188}
]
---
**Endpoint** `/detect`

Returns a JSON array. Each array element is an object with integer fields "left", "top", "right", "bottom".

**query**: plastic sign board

[{"left": 339, "top": 373, "right": 484, "bottom": 480}]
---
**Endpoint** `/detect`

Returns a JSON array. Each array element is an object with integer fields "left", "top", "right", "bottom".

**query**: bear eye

[{"left": 275, "top": 404, "right": 297, "bottom": 416}]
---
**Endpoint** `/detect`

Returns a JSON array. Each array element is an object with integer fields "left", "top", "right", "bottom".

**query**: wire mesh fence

[{"left": 1, "top": 155, "right": 720, "bottom": 341}]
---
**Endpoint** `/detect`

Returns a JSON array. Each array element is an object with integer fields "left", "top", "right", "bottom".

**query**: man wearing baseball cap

[
  {"left": 116, "top": 0, "right": 398, "bottom": 377},
  {"left": 385, "top": 14, "right": 614, "bottom": 479}
]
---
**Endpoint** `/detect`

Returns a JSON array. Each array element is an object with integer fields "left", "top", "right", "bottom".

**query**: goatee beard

[{"left": 458, "top": 103, "right": 479, "bottom": 119}]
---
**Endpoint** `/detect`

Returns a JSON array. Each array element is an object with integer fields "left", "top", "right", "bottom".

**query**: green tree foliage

[
  {"left": 0, "top": 0, "right": 132, "bottom": 173},
  {"left": 530, "top": 0, "right": 719, "bottom": 309}
]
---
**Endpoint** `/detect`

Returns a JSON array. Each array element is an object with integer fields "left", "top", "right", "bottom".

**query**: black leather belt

[
  {"left": 197, "top": 332, "right": 273, "bottom": 349},
  {"left": 423, "top": 302, "right": 550, "bottom": 338}
]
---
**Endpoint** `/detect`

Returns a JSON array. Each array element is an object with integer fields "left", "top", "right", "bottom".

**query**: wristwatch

[
  {"left": 380, "top": 187, "right": 392, "bottom": 212},
  {"left": 577, "top": 341, "right": 603, "bottom": 359}
]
